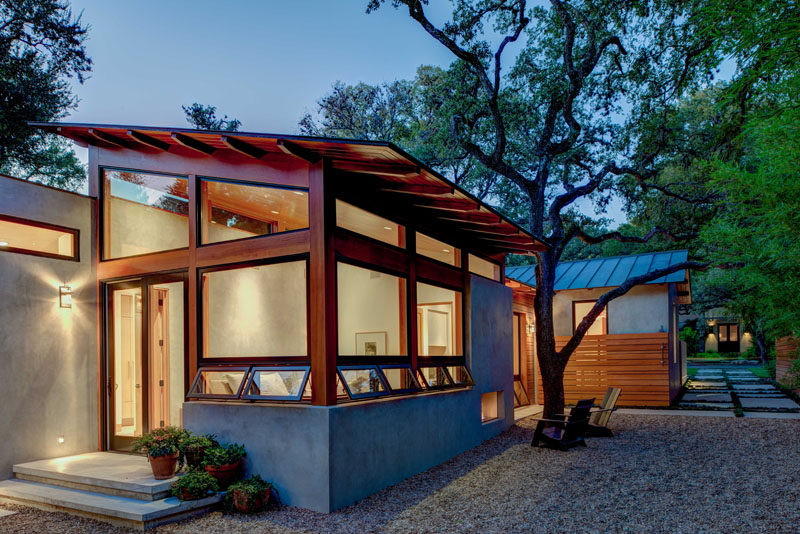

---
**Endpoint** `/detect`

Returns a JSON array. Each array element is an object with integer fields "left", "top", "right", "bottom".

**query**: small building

[
  {"left": 506, "top": 251, "right": 692, "bottom": 407},
  {"left": 0, "top": 122, "right": 545, "bottom": 514},
  {"left": 685, "top": 309, "right": 753, "bottom": 355}
]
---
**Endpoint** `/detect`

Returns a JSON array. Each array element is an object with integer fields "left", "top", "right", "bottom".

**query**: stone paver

[
  {"left": 682, "top": 365, "right": 800, "bottom": 414},
  {"left": 689, "top": 381, "right": 727, "bottom": 388},
  {"left": 682, "top": 392, "right": 732, "bottom": 403},
  {"left": 732, "top": 384, "right": 777, "bottom": 391},
  {"left": 678, "top": 402, "right": 735, "bottom": 409},
  {"left": 739, "top": 397, "right": 800, "bottom": 410}
]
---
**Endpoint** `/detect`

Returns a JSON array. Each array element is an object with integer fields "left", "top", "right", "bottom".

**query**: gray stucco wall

[
  {"left": 0, "top": 177, "right": 97, "bottom": 479},
  {"left": 183, "top": 274, "right": 515, "bottom": 512},
  {"left": 553, "top": 284, "right": 669, "bottom": 336}
]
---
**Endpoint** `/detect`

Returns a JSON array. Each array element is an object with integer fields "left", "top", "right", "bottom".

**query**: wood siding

[
  {"left": 776, "top": 336, "right": 799, "bottom": 385},
  {"left": 512, "top": 291, "right": 537, "bottom": 404}
]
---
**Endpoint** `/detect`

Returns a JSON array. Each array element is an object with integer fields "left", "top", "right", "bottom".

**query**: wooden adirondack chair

[
  {"left": 531, "top": 398, "right": 595, "bottom": 451},
  {"left": 586, "top": 387, "right": 622, "bottom": 437}
]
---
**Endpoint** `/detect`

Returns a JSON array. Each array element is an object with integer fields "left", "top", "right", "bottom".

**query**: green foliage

[
  {"left": 171, "top": 468, "right": 218, "bottom": 500},
  {"left": 781, "top": 359, "right": 800, "bottom": 391},
  {"left": 131, "top": 427, "right": 189, "bottom": 462},
  {"left": 180, "top": 433, "right": 217, "bottom": 452},
  {"left": 227, "top": 475, "right": 276, "bottom": 513},
  {"left": 0, "top": 0, "right": 91, "bottom": 191},
  {"left": 750, "top": 362, "right": 774, "bottom": 380},
  {"left": 679, "top": 327, "right": 700, "bottom": 358},
  {"left": 203, "top": 442, "right": 246, "bottom": 467},
  {"left": 182, "top": 103, "right": 241, "bottom": 131}
]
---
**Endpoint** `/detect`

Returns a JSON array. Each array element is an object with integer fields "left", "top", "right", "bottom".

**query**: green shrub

[
  {"left": 171, "top": 468, "right": 218, "bottom": 500},
  {"left": 679, "top": 327, "right": 700, "bottom": 358},
  {"left": 204, "top": 443, "right": 246, "bottom": 467},
  {"left": 131, "top": 427, "right": 189, "bottom": 460},
  {"left": 781, "top": 359, "right": 800, "bottom": 390},
  {"left": 228, "top": 475, "right": 276, "bottom": 513}
]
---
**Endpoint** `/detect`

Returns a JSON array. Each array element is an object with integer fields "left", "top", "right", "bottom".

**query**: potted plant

[
  {"left": 132, "top": 426, "right": 189, "bottom": 480},
  {"left": 203, "top": 442, "right": 246, "bottom": 489},
  {"left": 181, "top": 433, "right": 217, "bottom": 468},
  {"left": 228, "top": 475, "right": 275, "bottom": 513},
  {"left": 171, "top": 468, "right": 219, "bottom": 501}
]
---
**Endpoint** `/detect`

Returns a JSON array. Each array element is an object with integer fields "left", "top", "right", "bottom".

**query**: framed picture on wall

[{"left": 355, "top": 331, "right": 388, "bottom": 356}]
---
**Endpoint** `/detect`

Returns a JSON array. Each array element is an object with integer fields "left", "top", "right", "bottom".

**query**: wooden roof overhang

[{"left": 33, "top": 122, "right": 545, "bottom": 257}]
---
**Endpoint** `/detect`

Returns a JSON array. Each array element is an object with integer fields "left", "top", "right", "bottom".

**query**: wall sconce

[
  {"left": 57, "top": 435, "right": 65, "bottom": 445},
  {"left": 526, "top": 322, "right": 536, "bottom": 335},
  {"left": 59, "top": 286, "right": 72, "bottom": 308}
]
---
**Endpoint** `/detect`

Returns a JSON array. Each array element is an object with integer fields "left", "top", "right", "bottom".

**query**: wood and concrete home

[
  {"left": 0, "top": 122, "right": 546, "bottom": 522},
  {"left": 506, "top": 251, "right": 692, "bottom": 407}
]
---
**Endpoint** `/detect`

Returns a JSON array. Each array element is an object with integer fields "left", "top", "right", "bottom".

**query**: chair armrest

[
  {"left": 531, "top": 417, "right": 570, "bottom": 424},
  {"left": 591, "top": 408, "right": 615, "bottom": 414}
]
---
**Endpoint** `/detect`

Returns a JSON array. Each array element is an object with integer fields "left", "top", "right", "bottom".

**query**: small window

[
  {"left": 336, "top": 200, "right": 405, "bottom": 248},
  {"left": 573, "top": 300, "right": 607, "bottom": 335},
  {"left": 241, "top": 366, "right": 310, "bottom": 401},
  {"left": 199, "top": 178, "right": 309, "bottom": 245},
  {"left": 468, "top": 254, "right": 500, "bottom": 281},
  {"left": 417, "top": 282, "right": 462, "bottom": 356},
  {"left": 445, "top": 365, "right": 474, "bottom": 386},
  {"left": 416, "top": 232, "right": 460, "bottom": 266},
  {"left": 380, "top": 365, "right": 421, "bottom": 393},
  {"left": 417, "top": 366, "right": 453, "bottom": 389},
  {"left": 187, "top": 367, "right": 249, "bottom": 399},
  {"left": 0, "top": 214, "right": 78, "bottom": 261},
  {"left": 337, "top": 366, "right": 389, "bottom": 399},
  {"left": 481, "top": 391, "right": 504, "bottom": 422}
]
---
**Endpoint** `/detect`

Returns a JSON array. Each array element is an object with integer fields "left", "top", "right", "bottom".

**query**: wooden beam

[
  {"left": 87, "top": 128, "right": 130, "bottom": 148},
  {"left": 57, "top": 127, "right": 88, "bottom": 148},
  {"left": 277, "top": 139, "right": 320, "bottom": 163},
  {"left": 127, "top": 130, "right": 170, "bottom": 151},
  {"left": 450, "top": 223, "right": 520, "bottom": 235},
  {"left": 171, "top": 133, "right": 216, "bottom": 155},
  {"left": 420, "top": 207, "right": 501, "bottom": 224},
  {"left": 331, "top": 160, "right": 420, "bottom": 178},
  {"left": 221, "top": 135, "right": 267, "bottom": 159},
  {"left": 410, "top": 197, "right": 478, "bottom": 211},
  {"left": 379, "top": 183, "right": 454, "bottom": 195}
]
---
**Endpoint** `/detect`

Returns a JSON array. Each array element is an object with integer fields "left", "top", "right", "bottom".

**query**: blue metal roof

[{"left": 506, "top": 250, "right": 689, "bottom": 290}]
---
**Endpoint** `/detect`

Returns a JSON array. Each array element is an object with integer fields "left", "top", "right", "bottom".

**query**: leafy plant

[
  {"left": 171, "top": 468, "right": 218, "bottom": 500},
  {"left": 781, "top": 359, "right": 800, "bottom": 391},
  {"left": 181, "top": 433, "right": 217, "bottom": 452},
  {"left": 679, "top": 327, "right": 700, "bottom": 358},
  {"left": 227, "top": 475, "right": 278, "bottom": 513},
  {"left": 203, "top": 443, "right": 246, "bottom": 467},
  {"left": 131, "top": 427, "right": 189, "bottom": 461}
]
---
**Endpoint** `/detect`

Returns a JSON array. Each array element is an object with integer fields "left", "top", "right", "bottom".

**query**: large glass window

[
  {"left": 468, "top": 254, "right": 501, "bottom": 281},
  {"left": 202, "top": 261, "right": 308, "bottom": 358},
  {"left": 336, "top": 200, "right": 405, "bottom": 248},
  {"left": 200, "top": 178, "right": 309, "bottom": 245},
  {"left": 417, "top": 282, "right": 463, "bottom": 356},
  {"left": 337, "top": 262, "right": 407, "bottom": 356},
  {"left": 103, "top": 170, "right": 189, "bottom": 259},
  {"left": 416, "top": 232, "right": 460, "bottom": 266},
  {"left": 0, "top": 214, "right": 77, "bottom": 260}
]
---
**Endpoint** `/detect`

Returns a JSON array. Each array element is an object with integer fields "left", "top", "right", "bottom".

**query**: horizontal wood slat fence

[
  {"left": 776, "top": 336, "right": 799, "bottom": 385},
  {"left": 537, "top": 333, "right": 671, "bottom": 407}
]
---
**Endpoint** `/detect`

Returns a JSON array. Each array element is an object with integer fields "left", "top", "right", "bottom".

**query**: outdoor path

[{"left": 680, "top": 365, "right": 800, "bottom": 417}]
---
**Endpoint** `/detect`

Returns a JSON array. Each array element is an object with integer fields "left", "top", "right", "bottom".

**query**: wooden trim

[
  {"left": 334, "top": 231, "right": 409, "bottom": 276},
  {"left": 572, "top": 299, "right": 607, "bottom": 334},
  {"left": 407, "top": 230, "right": 418, "bottom": 372}
]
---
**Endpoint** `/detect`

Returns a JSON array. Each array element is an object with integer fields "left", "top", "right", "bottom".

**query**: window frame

[
  {"left": 445, "top": 365, "right": 475, "bottom": 386},
  {"left": 415, "top": 231, "right": 461, "bottom": 268},
  {"left": 334, "top": 199, "right": 407, "bottom": 251},
  {"left": 240, "top": 365, "right": 311, "bottom": 401},
  {"left": 196, "top": 175, "right": 310, "bottom": 248},
  {"left": 337, "top": 365, "right": 391, "bottom": 400},
  {"left": 0, "top": 213, "right": 79, "bottom": 262},
  {"left": 379, "top": 364, "right": 423, "bottom": 394},
  {"left": 197, "top": 254, "right": 311, "bottom": 365},
  {"left": 417, "top": 364, "right": 455, "bottom": 390},
  {"left": 100, "top": 167, "right": 190, "bottom": 261},
  {"left": 572, "top": 299, "right": 608, "bottom": 335},
  {"left": 416, "top": 280, "right": 465, "bottom": 358},
  {"left": 187, "top": 365, "right": 250, "bottom": 400},
  {"left": 467, "top": 253, "right": 502, "bottom": 282}
]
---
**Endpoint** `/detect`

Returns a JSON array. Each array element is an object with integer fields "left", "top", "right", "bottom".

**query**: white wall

[
  {"left": 108, "top": 197, "right": 188, "bottom": 258},
  {"left": 553, "top": 284, "right": 669, "bottom": 336}
]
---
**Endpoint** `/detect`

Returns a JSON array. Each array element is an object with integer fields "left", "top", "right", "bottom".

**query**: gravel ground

[{"left": 1, "top": 414, "right": 798, "bottom": 533}]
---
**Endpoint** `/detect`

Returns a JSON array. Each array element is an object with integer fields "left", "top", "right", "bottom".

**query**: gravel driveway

[{"left": 1, "top": 414, "right": 798, "bottom": 533}]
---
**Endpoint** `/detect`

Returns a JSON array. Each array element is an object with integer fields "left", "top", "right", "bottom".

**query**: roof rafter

[
  {"left": 221, "top": 135, "right": 267, "bottom": 159},
  {"left": 127, "top": 130, "right": 170, "bottom": 151},
  {"left": 277, "top": 139, "right": 320, "bottom": 163},
  {"left": 332, "top": 160, "right": 420, "bottom": 178},
  {"left": 171, "top": 133, "right": 216, "bottom": 155}
]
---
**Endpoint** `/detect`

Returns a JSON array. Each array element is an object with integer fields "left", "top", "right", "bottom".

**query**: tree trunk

[
  {"left": 755, "top": 330, "right": 769, "bottom": 365},
  {"left": 533, "top": 250, "right": 566, "bottom": 418}
]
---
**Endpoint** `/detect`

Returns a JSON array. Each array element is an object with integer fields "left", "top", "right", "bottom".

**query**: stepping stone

[
  {"left": 689, "top": 381, "right": 727, "bottom": 388},
  {"left": 732, "top": 384, "right": 776, "bottom": 391},
  {"left": 682, "top": 392, "right": 732, "bottom": 403},
  {"left": 739, "top": 397, "right": 800, "bottom": 410},
  {"left": 728, "top": 377, "right": 761, "bottom": 382},
  {"left": 679, "top": 402, "right": 734, "bottom": 409}
]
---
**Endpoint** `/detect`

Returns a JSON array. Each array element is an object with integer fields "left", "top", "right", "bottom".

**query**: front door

[{"left": 106, "top": 274, "right": 186, "bottom": 451}]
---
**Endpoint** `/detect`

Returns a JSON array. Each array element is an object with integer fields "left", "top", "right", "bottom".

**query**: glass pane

[
  {"left": 514, "top": 380, "right": 529, "bottom": 407},
  {"left": 200, "top": 179, "right": 309, "bottom": 245},
  {"left": 418, "top": 366, "right": 452, "bottom": 388},
  {"left": 718, "top": 325, "right": 728, "bottom": 342},
  {"left": 729, "top": 324, "right": 739, "bottom": 342},
  {"left": 244, "top": 368, "right": 308, "bottom": 400},
  {"left": 0, "top": 217, "right": 76, "bottom": 259},
  {"left": 573, "top": 301, "right": 606, "bottom": 335},
  {"left": 513, "top": 315, "right": 520, "bottom": 375},
  {"left": 337, "top": 262, "right": 407, "bottom": 356},
  {"left": 380, "top": 366, "right": 420, "bottom": 392},
  {"left": 468, "top": 254, "right": 500, "bottom": 281},
  {"left": 416, "top": 232, "right": 460, "bottom": 266},
  {"left": 203, "top": 261, "right": 308, "bottom": 358},
  {"left": 148, "top": 282, "right": 184, "bottom": 429},
  {"left": 417, "top": 282, "right": 462, "bottom": 356},
  {"left": 446, "top": 365, "right": 474, "bottom": 385},
  {"left": 336, "top": 200, "right": 405, "bottom": 247},
  {"left": 188, "top": 368, "right": 248, "bottom": 398},
  {"left": 112, "top": 286, "right": 143, "bottom": 439},
  {"left": 339, "top": 367, "right": 387, "bottom": 398},
  {"left": 103, "top": 170, "right": 188, "bottom": 259}
]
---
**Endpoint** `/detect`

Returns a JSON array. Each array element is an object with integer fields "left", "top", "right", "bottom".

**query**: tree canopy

[{"left": 182, "top": 102, "right": 241, "bottom": 131}]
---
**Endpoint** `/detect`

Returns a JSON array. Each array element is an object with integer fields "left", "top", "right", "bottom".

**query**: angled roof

[
  {"left": 506, "top": 250, "right": 690, "bottom": 290},
  {"left": 32, "top": 122, "right": 545, "bottom": 256}
]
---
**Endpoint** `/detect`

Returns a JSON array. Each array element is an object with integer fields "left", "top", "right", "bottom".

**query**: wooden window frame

[
  {"left": 572, "top": 300, "right": 608, "bottom": 335},
  {"left": 0, "top": 213, "right": 79, "bottom": 262}
]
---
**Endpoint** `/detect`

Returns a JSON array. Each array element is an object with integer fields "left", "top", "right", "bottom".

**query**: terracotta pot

[
  {"left": 204, "top": 460, "right": 242, "bottom": 490},
  {"left": 232, "top": 487, "right": 272, "bottom": 514},
  {"left": 148, "top": 452, "right": 179, "bottom": 480},
  {"left": 184, "top": 446, "right": 205, "bottom": 468},
  {"left": 179, "top": 487, "right": 200, "bottom": 501}
]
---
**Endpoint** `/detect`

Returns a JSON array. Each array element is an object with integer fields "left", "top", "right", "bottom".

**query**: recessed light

[
  {"left": 383, "top": 226, "right": 392, "bottom": 230},
  {"left": 0, "top": 241, "right": 7, "bottom": 246},
  {"left": 271, "top": 210, "right": 280, "bottom": 214},
  {"left": 442, "top": 249, "right": 450, "bottom": 253},
  {"left": 293, "top": 191, "right": 304, "bottom": 196}
]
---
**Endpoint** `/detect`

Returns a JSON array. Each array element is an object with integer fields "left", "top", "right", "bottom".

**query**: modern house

[
  {"left": 506, "top": 251, "right": 692, "bottom": 407},
  {"left": 687, "top": 309, "right": 753, "bottom": 355},
  {"left": 0, "top": 122, "right": 546, "bottom": 517}
]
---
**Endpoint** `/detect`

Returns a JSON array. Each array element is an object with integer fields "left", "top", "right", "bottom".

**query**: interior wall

[
  {"left": 108, "top": 197, "right": 188, "bottom": 258},
  {"left": 0, "top": 176, "right": 97, "bottom": 479}
]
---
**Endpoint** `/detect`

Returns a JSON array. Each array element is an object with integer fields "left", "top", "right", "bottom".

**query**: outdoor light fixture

[
  {"left": 383, "top": 226, "right": 392, "bottom": 230},
  {"left": 0, "top": 241, "right": 7, "bottom": 246},
  {"left": 59, "top": 285, "right": 72, "bottom": 308},
  {"left": 57, "top": 435, "right": 65, "bottom": 445},
  {"left": 527, "top": 322, "right": 536, "bottom": 334}
]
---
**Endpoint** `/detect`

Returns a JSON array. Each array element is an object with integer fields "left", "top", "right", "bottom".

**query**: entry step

[{"left": 0, "top": 479, "right": 221, "bottom": 531}]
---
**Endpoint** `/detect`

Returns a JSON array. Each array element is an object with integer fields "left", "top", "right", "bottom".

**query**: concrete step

[
  {"left": 0, "top": 479, "right": 221, "bottom": 531},
  {"left": 13, "top": 452, "right": 174, "bottom": 501}
]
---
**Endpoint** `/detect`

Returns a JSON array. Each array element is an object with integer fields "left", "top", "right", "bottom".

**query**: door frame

[{"left": 102, "top": 272, "right": 189, "bottom": 451}]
